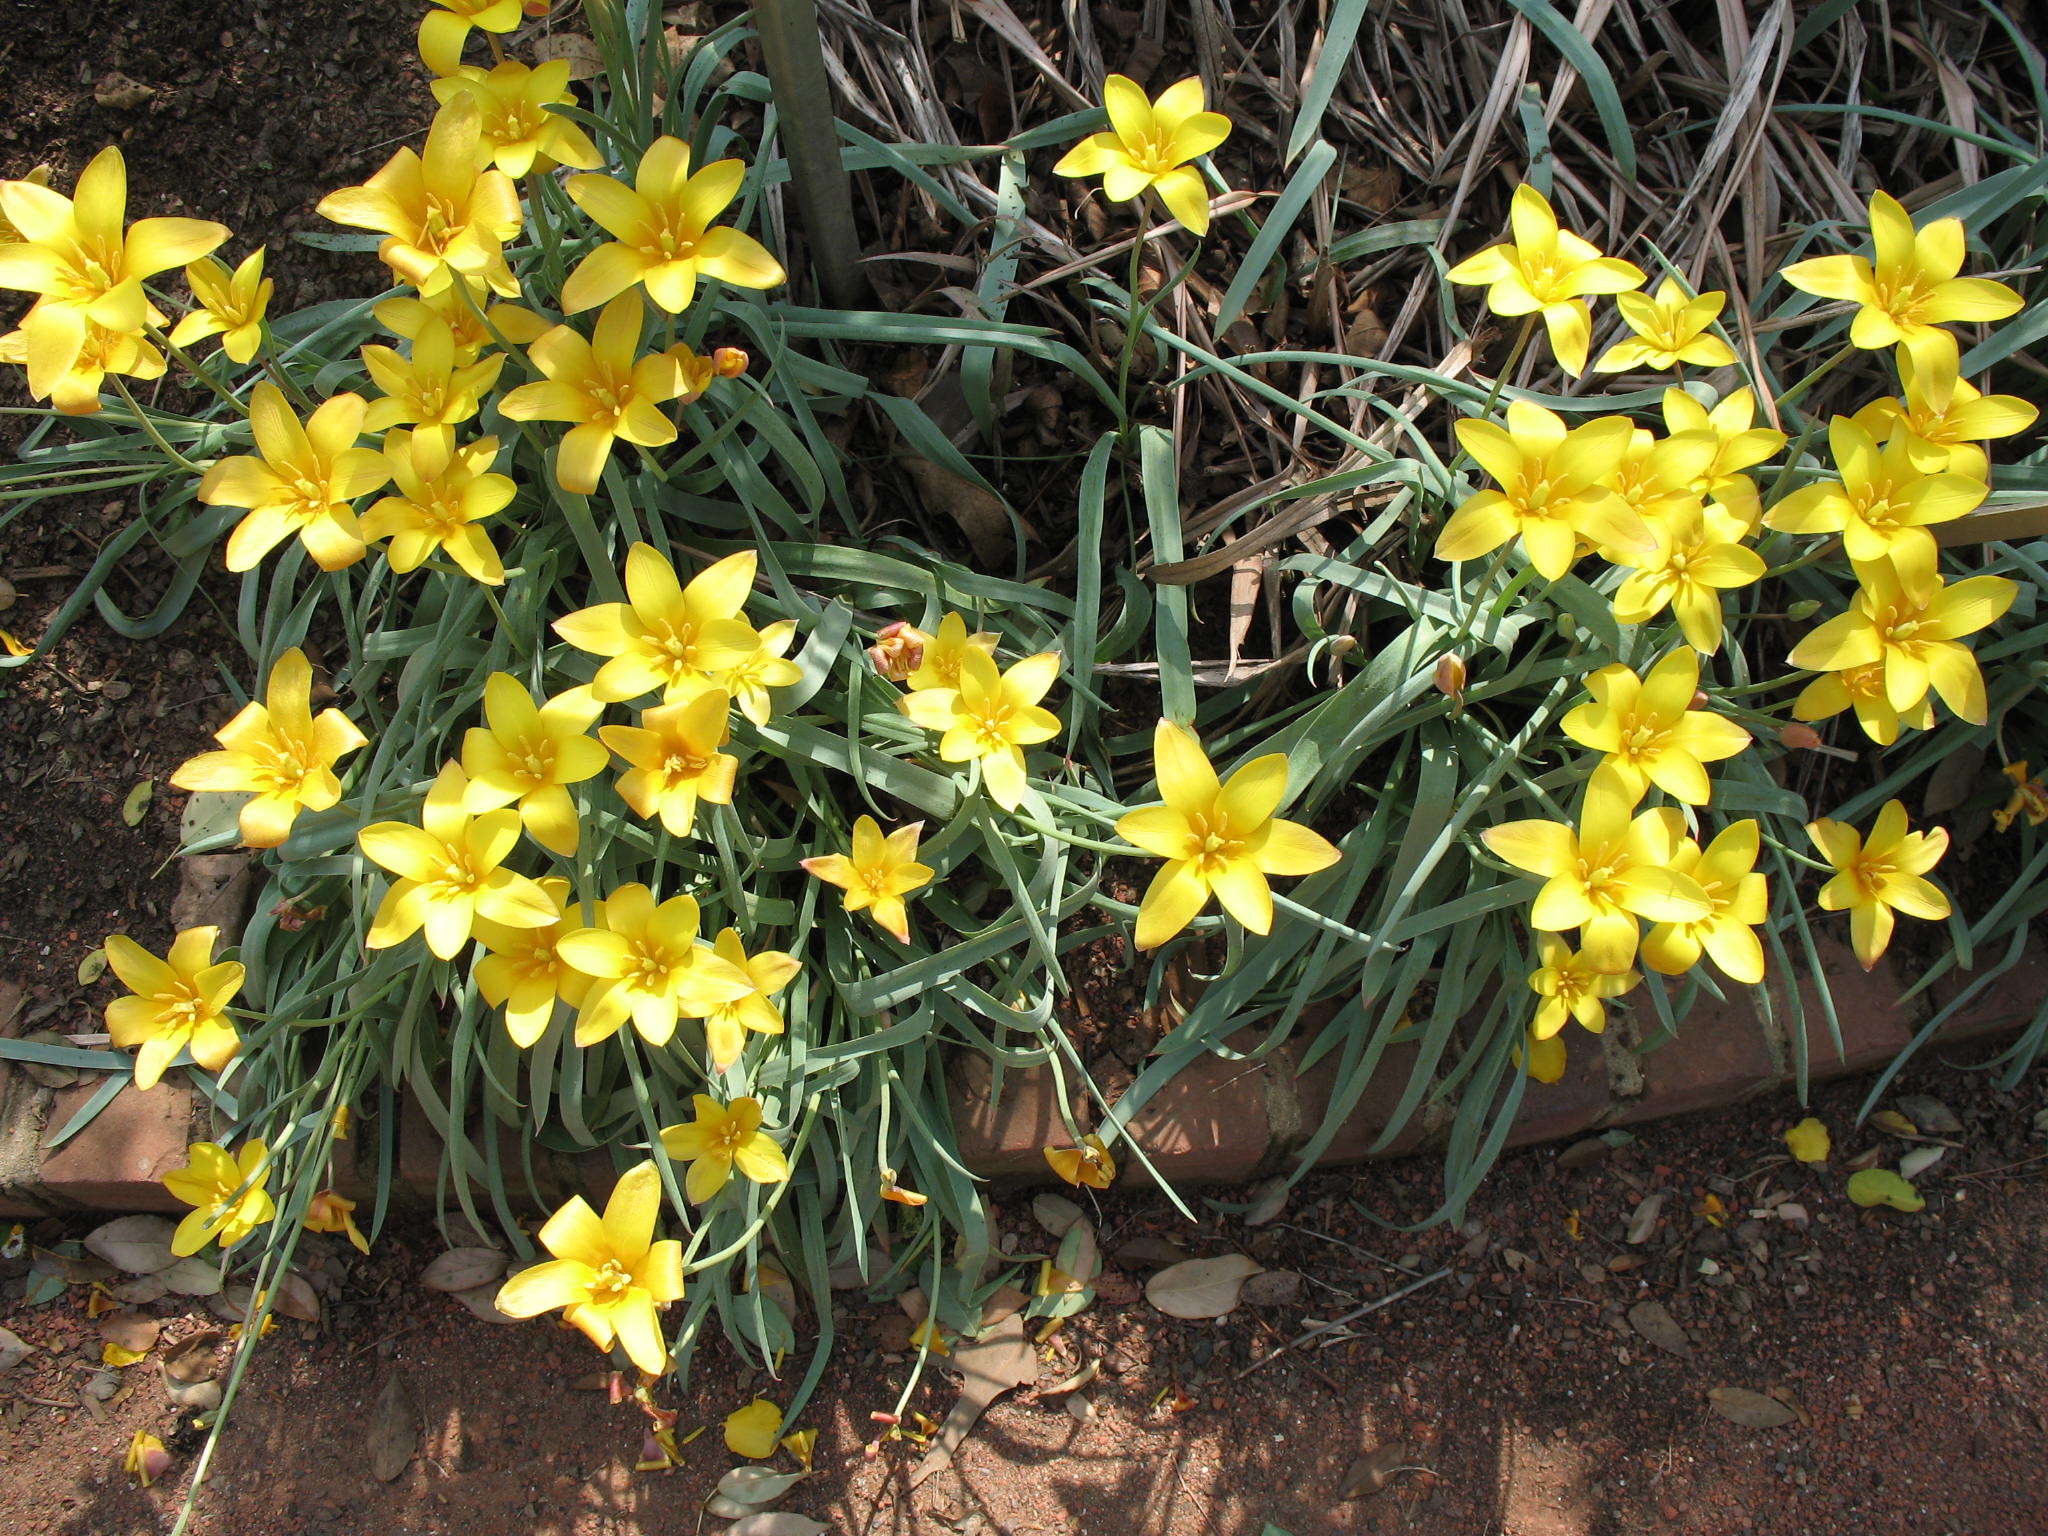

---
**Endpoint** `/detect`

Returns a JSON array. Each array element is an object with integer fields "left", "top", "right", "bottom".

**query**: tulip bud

[
  {"left": 1781, "top": 723, "right": 1825, "bottom": 750},
  {"left": 1433, "top": 652, "right": 1466, "bottom": 700},
  {"left": 1555, "top": 612, "right": 1578, "bottom": 639},
  {"left": 713, "top": 346, "right": 749, "bottom": 378},
  {"left": 1786, "top": 598, "right": 1821, "bottom": 622},
  {"left": 1689, "top": 689, "right": 1710, "bottom": 711},
  {"left": 868, "top": 621, "right": 923, "bottom": 681}
]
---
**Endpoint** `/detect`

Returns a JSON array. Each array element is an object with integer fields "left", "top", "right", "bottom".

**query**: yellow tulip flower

[
  {"left": 1527, "top": 934, "right": 1638, "bottom": 1040},
  {"left": 1763, "top": 417, "right": 1987, "bottom": 587},
  {"left": 315, "top": 98, "right": 521, "bottom": 297},
  {"left": 0, "top": 146, "right": 226, "bottom": 388},
  {"left": 1051, "top": 74, "right": 1233, "bottom": 235},
  {"left": 1114, "top": 720, "right": 1341, "bottom": 949},
  {"left": 200, "top": 382, "right": 391, "bottom": 572},
  {"left": 1482, "top": 775, "right": 1712, "bottom": 973},
  {"left": 699, "top": 929, "right": 800, "bottom": 1072},
  {"left": 0, "top": 162, "right": 51, "bottom": 245},
  {"left": 667, "top": 340, "right": 749, "bottom": 405},
  {"left": 555, "top": 885, "right": 753, "bottom": 1047},
  {"left": 1446, "top": 184, "right": 1646, "bottom": 376},
  {"left": 1792, "top": 658, "right": 1934, "bottom": 747},
  {"left": 169, "top": 247, "right": 272, "bottom": 365},
  {"left": 361, "top": 429, "right": 515, "bottom": 586},
  {"left": 659, "top": 1095, "right": 791, "bottom": 1204},
  {"left": 554, "top": 543, "right": 764, "bottom": 703},
  {"left": 1610, "top": 499, "right": 1766, "bottom": 653},
  {"left": 359, "top": 762, "right": 559, "bottom": 960},
  {"left": 1436, "top": 400, "right": 1649, "bottom": 581},
  {"left": 899, "top": 648, "right": 1063, "bottom": 811},
  {"left": 1608, "top": 428, "right": 1719, "bottom": 532},
  {"left": 1782, "top": 190, "right": 2023, "bottom": 380},
  {"left": 1594, "top": 278, "right": 1736, "bottom": 372},
  {"left": 1787, "top": 558, "right": 2015, "bottom": 726},
  {"left": 1641, "top": 820, "right": 1769, "bottom": 984},
  {"left": 103, "top": 928, "right": 243, "bottom": 1091},
  {"left": 473, "top": 876, "right": 599, "bottom": 1048},
  {"left": 459, "top": 674, "right": 609, "bottom": 856},
  {"left": 711, "top": 619, "right": 802, "bottom": 727},
  {"left": 498, "top": 291, "right": 685, "bottom": 495},
  {"left": 0, "top": 313, "right": 165, "bottom": 415},
  {"left": 724, "top": 1398, "right": 785, "bottom": 1459},
  {"left": 162, "top": 1139, "right": 274, "bottom": 1257},
  {"left": 562, "top": 136, "right": 786, "bottom": 314},
  {"left": 170, "top": 646, "right": 368, "bottom": 847},
  {"left": 429, "top": 59, "right": 602, "bottom": 178},
  {"left": 1044, "top": 1134, "right": 1116, "bottom": 1190},
  {"left": 494, "top": 1161, "right": 686, "bottom": 1375},
  {"left": 600, "top": 687, "right": 741, "bottom": 837},
  {"left": 1850, "top": 346, "right": 2038, "bottom": 482},
  {"left": 1994, "top": 763, "right": 2048, "bottom": 833},
  {"left": 374, "top": 279, "right": 548, "bottom": 366},
  {"left": 1560, "top": 649, "right": 1751, "bottom": 806},
  {"left": 360, "top": 315, "right": 506, "bottom": 456},
  {"left": 418, "top": 0, "right": 524, "bottom": 76},
  {"left": 904, "top": 611, "right": 1000, "bottom": 691},
  {"left": 801, "top": 815, "right": 935, "bottom": 945},
  {"left": 304, "top": 1190, "right": 371, "bottom": 1255},
  {"left": 1661, "top": 386, "right": 1786, "bottom": 524},
  {"left": 1808, "top": 800, "right": 1950, "bottom": 970}
]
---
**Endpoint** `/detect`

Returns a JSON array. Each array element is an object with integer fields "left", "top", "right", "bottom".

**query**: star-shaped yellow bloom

[
  {"left": 1559, "top": 648, "right": 1752, "bottom": 806},
  {"left": 1115, "top": 721, "right": 1341, "bottom": 949},
  {"left": 494, "top": 1161, "right": 686, "bottom": 1375},
  {"left": 1792, "top": 659, "right": 1934, "bottom": 747},
  {"left": 170, "top": 646, "right": 368, "bottom": 847},
  {"left": 498, "top": 291, "right": 685, "bottom": 495},
  {"left": 554, "top": 543, "right": 763, "bottom": 703},
  {"left": 1850, "top": 346, "right": 2038, "bottom": 482},
  {"left": 359, "top": 762, "right": 559, "bottom": 960},
  {"left": 362, "top": 429, "right": 516, "bottom": 586},
  {"left": 600, "top": 687, "right": 741, "bottom": 837},
  {"left": 473, "top": 876, "right": 600, "bottom": 1048},
  {"left": 1610, "top": 499, "right": 1765, "bottom": 653},
  {"left": 1436, "top": 400, "right": 1650, "bottom": 580},
  {"left": 562, "top": 136, "right": 785, "bottom": 314},
  {"left": 903, "top": 611, "right": 999, "bottom": 691},
  {"left": 459, "top": 673, "right": 608, "bottom": 856},
  {"left": 1527, "top": 934, "right": 1638, "bottom": 1040},
  {"left": 1764, "top": 416, "right": 1987, "bottom": 587},
  {"left": 1482, "top": 775, "right": 1711, "bottom": 973},
  {"left": 169, "top": 247, "right": 272, "bottom": 365},
  {"left": 1593, "top": 278, "right": 1736, "bottom": 372},
  {"left": 200, "top": 382, "right": 391, "bottom": 572},
  {"left": 1052, "top": 74, "right": 1232, "bottom": 235},
  {"left": 1446, "top": 184, "right": 1646, "bottom": 376},
  {"left": 660, "top": 1095, "right": 791, "bottom": 1204},
  {"left": 1641, "top": 819, "right": 1769, "bottom": 984},
  {"left": 0, "top": 313, "right": 164, "bottom": 415},
  {"left": 1661, "top": 387, "right": 1787, "bottom": 527},
  {"left": 711, "top": 619, "right": 802, "bottom": 727},
  {"left": 1808, "top": 800, "right": 1950, "bottom": 970},
  {"left": 162, "top": 1140, "right": 273, "bottom": 1257},
  {"left": 374, "top": 279, "right": 547, "bottom": 366},
  {"left": 103, "top": 927, "right": 243, "bottom": 1090},
  {"left": 360, "top": 315, "right": 505, "bottom": 456},
  {"left": 1781, "top": 190, "right": 2023, "bottom": 380},
  {"left": 900, "top": 648, "right": 1062, "bottom": 811},
  {"left": 554, "top": 885, "right": 753, "bottom": 1048},
  {"left": 802, "top": 816, "right": 935, "bottom": 945},
  {"left": 699, "top": 929, "right": 801, "bottom": 1072},
  {"left": 429, "top": 59, "right": 602, "bottom": 178}
]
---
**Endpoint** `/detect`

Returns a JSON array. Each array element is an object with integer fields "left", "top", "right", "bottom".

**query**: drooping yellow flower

[
  {"left": 1593, "top": 278, "right": 1736, "bottom": 372},
  {"left": 1782, "top": 190, "right": 2024, "bottom": 379},
  {"left": 801, "top": 815, "right": 935, "bottom": 945},
  {"left": 723, "top": 1399, "right": 785, "bottom": 1459},
  {"left": 1787, "top": 557, "right": 2015, "bottom": 726},
  {"left": 904, "top": 612, "right": 1000, "bottom": 692},
  {"left": 0, "top": 146, "right": 226, "bottom": 388},
  {"left": 473, "top": 876, "right": 599, "bottom": 1047},
  {"left": 710, "top": 619, "right": 801, "bottom": 727},
  {"left": 1114, "top": 721, "right": 1341, "bottom": 949},
  {"left": 1043, "top": 1134, "right": 1116, "bottom": 1190},
  {"left": 494, "top": 1161, "right": 686, "bottom": 1375},
  {"left": 1792, "top": 659, "right": 1935, "bottom": 747},
  {"left": 361, "top": 429, "right": 515, "bottom": 585},
  {"left": 1808, "top": 800, "right": 1950, "bottom": 970},
  {"left": 600, "top": 687, "right": 740, "bottom": 837},
  {"left": 1559, "top": 648, "right": 1752, "bottom": 806},
  {"left": 1661, "top": 387, "right": 1787, "bottom": 528},
  {"left": 0, "top": 313, "right": 165, "bottom": 415},
  {"left": 200, "top": 383, "right": 390, "bottom": 572},
  {"left": 1850, "top": 346, "right": 2038, "bottom": 481},
  {"left": 1527, "top": 934, "right": 1638, "bottom": 1039},
  {"left": 314, "top": 98, "right": 521, "bottom": 297},
  {"left": 1482, "top": 775, "right": 1711, "bottom": 973},
  {"left": 554, "top": 885, "right": 753, "bottom": 1047},
  {"left": 1995, "top": 763, "right": 2048, "bottom": 833},
  {"left": 497, "top": 291, "right": 684, "bottom": 494},
  {"left": 699, "top": 929, "right": 801, "bottom": 1072},
  {"left": 374, "top": 279, "right": 547, "bottom": 366},
  {"left": 428, "top": 59, "right": 602, "bottom": 177},
  {"left": 162, "top": 1140, "right": 274, "bottom": 1257},
  {"left": 360, "top": 315, "right": 506, "bottom": 455},
  {"left": 1763, "top": 416, "right": 1987, "bottom": 585},
  {"left": 1641, "top": 819, "right": 1769, "bottom": 984},
  {"left": 1445, "top": 184, "right": 1647, "bottom": 376},
  {"left": 561, "top": 136, "right": 786, "bottom": 314},
  {"left": 661, "top": 1095, "right": 791, "bottom": 1204},
  {"left": 900, "top": 648, "right": 1063, "bottom": 811},
  {"left": 170, "top": 646, "right": 368, "bottom": 847},
  {"left": 103, "top": 928, "right": 243, "bottom": 1090},
  {"left": 1436, "top": 401, "right": 1648, "bottom": 581},
  {"left": 459, "top": 674, "right": 608, "bottom": 856},
  {"left": 879, "top": 1169, "right": 927, "bottom": 1206},
  {"left": 1610, "top": 499, "right": 1766, "bottom": 653},
  {"left": 304, "top": 1190, "right": 371, "bottom": 1254},
  {"left": 359, "top": 762, "right": 558, "bottom": 960},
  {"left": 556, "top": 544, "right": 764, "bottom": 703},
  {"left": 1051, "top": 74, "right": 1233, "bottom": 235},
  {"left": 168, "top": 247, "right": 272, "bottom": 365}
]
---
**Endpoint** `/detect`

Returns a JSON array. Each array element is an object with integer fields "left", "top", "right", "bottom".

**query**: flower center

[
  {"left": 662, "top": 748, "right": 707, "bottom": 779},
  {"left": 1621, "top": 715, "right": 1667, "bottom": 761},
  {"left": 860, "top": 865, "right": 892, "bottom": 897},
  {"left": 1183, "top": 811, "right": 1243, "bottom": 873},
  {"left": 587, "top": 1258, "right": 633, "bottom": 1306}
]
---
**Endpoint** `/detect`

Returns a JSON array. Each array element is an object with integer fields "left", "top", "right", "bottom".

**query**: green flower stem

[
  {"left": 107, "top": 376, "right": 203, "bottom": 474},
  {"left": 146, "top": 324, "right": 246, "bottom": 413}
]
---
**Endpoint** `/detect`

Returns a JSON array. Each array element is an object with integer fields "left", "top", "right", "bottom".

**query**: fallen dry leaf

[
  {"left": 1707, "top": 1386, "right": 1799, "bottom": 1428},
  {"left": 1145, "top": 1255, "right": 1264, "bottom": 1320},
  {"left": 94, "top": 72, "right": 156, "bottom": 109},
  {"left": 1242, "top": 1176, "right": 1290, "bottom": 1227},
  {"left": 915, "top": 1313, "right": 1036, "bottom": 1479},
  {"left": 98, "top": 1314, "right": 162, "bottom": 1355},
  {"left": 715, "top": 1466, "right": 810, "bottom": 1507},
  {"left": 1240, "top": 1270, "right": 1304, "bottom": 1308},
  {"left": 1039, "top": 1359, "right": 1099, "bottom": 1398},
  {"left": 1894, "top": 1095, "right": 1962, "bottom": 1136},
  {"left": 161, "top": 1329, "right": 225, "bottom": 1385},
  {"left": 419, "top": 1248, "right": 508, "bottom": 1293},
  {"left": 530, "top": 33, "right": 601, "bottom": 79},
  {"left": 1556, "top": 1138, "right": 1610, "bottom": 1171},
  {"left": 722, "top": 1517, "right": 828, "bottom": 1536},
  {"left": 84, "top": 1216, "right": 180, "bottom": 1276},
  {"left": 1111, "top": 1236, "right": 1187, "bottom": 1269},
  {"left": 1870, "top": 1109, "right": 1919, "bottom": 1137},
  {"left": 899, "top": 456, "right": 1017, "bottom": 565},
  {"left": 272, "top": 1272, "right": 321, "bottom": 1324},
  {"left": 446, "top": 1282, "right": 523, "bottom": 1325},
  {"left": 1031, "top": 1193, "right": 1085, "bottom": 1238},
  {"left": 1338, "top": 1440, "right": 1411, "bottom": 1499},
  {"left": 0, "top": 1326, "right": 35, "bottom": 1372},
  {"left": 1627, "top": 1300, "right": 1694, "bottom": 1359},
  {"left": 1625, "top": 1193, "right": 1664, "bottom": 1245},
  {"left": 367, "top": 1372, "right": 418, "bottom": 1482}
]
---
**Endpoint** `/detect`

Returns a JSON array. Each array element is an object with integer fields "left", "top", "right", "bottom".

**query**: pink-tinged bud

[
  {"left": 522, "top": 1, "right": 553, "bottom": 15},
  {"left": 713, "top": 346, "right": 749, "bottom": 378},
  {"left": 1433, "top": 652, "right": 1466, "bottom": 700},
  {"left": 1781, "top": 724, "right": 1825, "bottom": 750},
  {"left": 869, "top": 621, "right": 923, "bottom": 681},
  {"left": 1689, "top": 689, "right": 1710, "bottom": 711}
]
